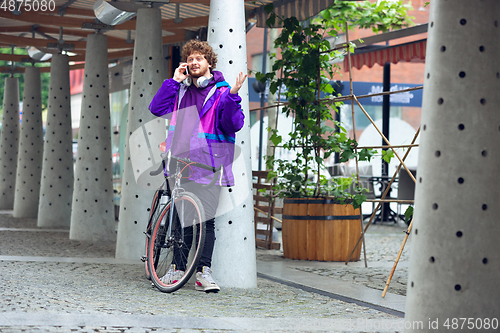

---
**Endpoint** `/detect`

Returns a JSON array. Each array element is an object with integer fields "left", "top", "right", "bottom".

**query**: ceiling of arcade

[{"left": 0, "top": 0, "right": 275, "bottom": 72}]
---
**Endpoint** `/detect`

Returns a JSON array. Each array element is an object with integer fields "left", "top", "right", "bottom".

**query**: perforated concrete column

[
  {"left": 69, "top": 34, "right": 115, "bottom": 242},
  {"left": 38, "top": 54, "right": 73, "bottom": 228},
  {"left": 405, "top": 1, "right": 500, "bottom": 329},
  {"left": 208, "top": 0, "right": 257, "bottom": 288},
  {"left": 115, "top": 8, "right": 166, "bottom": 259},
  {"left": 13, "top": 67, "right": 43, "bottom": 217},
  {"left": 0, "top": 77, "right": 19, "bottom": 210}
]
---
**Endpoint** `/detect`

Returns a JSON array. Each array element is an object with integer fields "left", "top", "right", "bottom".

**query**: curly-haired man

[{"left": 149, "top": 39, "right": 247, "bottom": 292}]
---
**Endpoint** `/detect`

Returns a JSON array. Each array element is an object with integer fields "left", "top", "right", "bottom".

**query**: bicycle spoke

[{"left": 147, "top": 192, "right": 206, "bottom": 293}]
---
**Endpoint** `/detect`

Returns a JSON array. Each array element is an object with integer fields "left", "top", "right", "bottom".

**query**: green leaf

[
  {"left": 358, "top": 148, "right": 375, "bottom": 162},
  {"left": 269, "top": 131, "right": 282, "bottom": 146},
  {"left": 381, "top": 149, "right": 394, "bottom": 163},
  {"left": 264, "top": 3, "right": 274, "bottom": 14},
  {"left": 404, "top": 206, "right": 414, "bottom": 224}
]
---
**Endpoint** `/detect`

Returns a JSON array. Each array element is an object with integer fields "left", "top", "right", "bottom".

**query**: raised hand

[{"left": 230, "top": 71, "right": 248, "bottom": 94}]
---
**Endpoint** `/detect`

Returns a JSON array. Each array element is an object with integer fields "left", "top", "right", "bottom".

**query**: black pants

[{"left": 172, "top": 180, "right": 221, "bottom": 272}]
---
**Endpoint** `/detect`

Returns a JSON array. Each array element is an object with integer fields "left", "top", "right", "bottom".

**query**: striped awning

[
  {"left": 251, "top": 0, "right": 336, "bottom": 28},
  {"left": 345, "top": 39, "right": 427, "bottom": 71}
]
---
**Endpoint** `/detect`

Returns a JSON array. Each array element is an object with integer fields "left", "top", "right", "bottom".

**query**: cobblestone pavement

[{"left": 0, "top": 212, "right": 408, "bottom": 332}]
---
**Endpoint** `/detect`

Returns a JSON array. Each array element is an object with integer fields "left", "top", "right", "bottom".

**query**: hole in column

[
  {"left": 219, "top": 44, "right": 223, "bottom": 48},
  {"left": 455, "top": 284, "right": 461, "bottom": 291},
  {"left": 411, "top": 282, "right": 414, "bottom": 287},
  {"left": 239, "top": 45, "right": 242, "bottom": 49},
  {"left": 432, "top": 203, "right": 438, "bottom": 210},
  {"left": 228, "top": 220, "right": 233, "bottom": 225},
  {"left": 440, "top": 46, "right": 446, "bottom": 52},
  {"left": 456, "top": 231, "right": 463, "bottom": 237},
  {"left": 483, "top": 258, "right": 488, "bottom": 264},
  {"left": 229, "top": 28, "right": 233, "bottom": 32},
  {"left": 426, "top": 73, "right": 430, "bottom": 79},
  {"left": 458, "top": 124, "right": 465, "bottom": 130},
  {"left": 244, "top": 237, "right": 247, "bottom": 240},
  {"left": 149, "top": 56, "right": 152, "bottom": 60},
  {"left": 457, "top": 177, "right": 464, "bottom": 184},
  {"left": 429, "top": 256, "right": 435, "bottom": 263},
  {"left": 482, "top": 204, "right": 488, "bottom": 210},
  {"left": 419, "top": 177, "right": 422, "bottom": 183},
  {"left": 423, "top": 124, "right": 426, "bottom": 130},
  {"left": 228, "top": 188, "right": 232, "bottom": 192},
  {"left": 229, "top": 60, "right": 233, "bottom": 64},
  {"left": 479, "top": 46, "right": 485, "bottom": 52},
  {"left": 482, "top": 150, "right": 487, "bottom": 157},
  {"left": 496, "top": 20, "right": 499, "bottom": 27},
  {"left": 497, "top": 73, "right": 500, "bottom": 79},
  {"left": 460, "top": 18, "right": 467, "bottom": 25},
  {"left": 437, "top": 98, "right": 443, "bottom": 105},
  {"left": 480, "top": 98, "right": 486, "bottom": 105},
  {"left": 459, "top": 71, "right": 466, "bottom": 78},
  {"left": 435, "top": 151, "right": 441, "bottom": 157}
]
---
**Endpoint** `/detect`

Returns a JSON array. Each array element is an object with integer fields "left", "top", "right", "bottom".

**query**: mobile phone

[{"left": 183, "top": 66, "right": 192, "bottom": 86}]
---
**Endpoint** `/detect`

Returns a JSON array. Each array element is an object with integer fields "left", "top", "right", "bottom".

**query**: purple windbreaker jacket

[{"left": 149, "top": 71, "right": 245, "bottom": 186}]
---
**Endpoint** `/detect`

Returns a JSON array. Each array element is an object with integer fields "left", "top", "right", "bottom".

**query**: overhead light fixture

[
  {"left": 93, "top": 0, "right": 137, "bottom": 26},
  {"left": 27, "top": 46, "right": 52, "bottom": 62}
]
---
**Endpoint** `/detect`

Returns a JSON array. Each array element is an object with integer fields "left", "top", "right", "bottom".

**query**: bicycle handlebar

[{"left": 149, "top": 151, "right": 223, "bottom": 187}]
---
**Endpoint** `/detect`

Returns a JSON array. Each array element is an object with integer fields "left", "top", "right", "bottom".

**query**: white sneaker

[
  {"left": 160, "top": 264, "right": 184, "bottom": 285},
  {"left": 195, "top": 266, "right": 220, "bottom": 292}
]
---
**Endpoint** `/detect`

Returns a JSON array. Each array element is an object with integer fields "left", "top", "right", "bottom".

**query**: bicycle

[{"left": 142, "top": 151, "right": 222, "bottom": 293}]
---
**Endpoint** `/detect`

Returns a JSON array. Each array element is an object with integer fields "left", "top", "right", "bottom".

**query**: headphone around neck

[{"left": 196, "top": 75, "right": 213, "bottom": 88}]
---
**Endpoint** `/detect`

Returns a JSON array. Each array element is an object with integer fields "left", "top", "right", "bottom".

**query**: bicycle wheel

[
  {"left": 143, "top": 188, "right": 163, "bottom": 280},
  {"left": 147, "top": 191, "right": 206, "bottom": 293}
]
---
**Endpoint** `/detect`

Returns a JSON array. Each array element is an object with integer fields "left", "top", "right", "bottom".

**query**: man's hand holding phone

[{"left": 174, "top": 63, "right": 190, "bottom": 83}]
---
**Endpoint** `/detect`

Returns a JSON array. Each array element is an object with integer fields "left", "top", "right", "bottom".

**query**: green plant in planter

[
  {"left": 256, "top": 15, "right": 374, "bottom": 208},
  {"left": 255, "top": 1, "right": 415, "bottom": 209}
]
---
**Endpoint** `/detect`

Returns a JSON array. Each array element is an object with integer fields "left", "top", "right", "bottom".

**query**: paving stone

[{"left": 0, "top": 213, "right": 408, "bottom": 332}]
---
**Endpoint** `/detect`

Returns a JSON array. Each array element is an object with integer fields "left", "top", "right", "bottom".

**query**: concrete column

[
  {"left": 405, "top": 1, "right": 500, "bottom": 329},
  {"left": 69, "top": 34, "right": 115, "bottom": 242},
  {"left": 38, "top": 54, "right": 74, "bottom": 228},
  {"left": 208, "top": 0, "right": 257, "bottom": 288},
  {"left": 0, "top": 77, "right": 20, "bottom": 210},
  {"left": 115, "top": 8, "right": 166, "bottom": 259},
  {"left": 13, "top": 67, "right": 43, "bottom": 217}
]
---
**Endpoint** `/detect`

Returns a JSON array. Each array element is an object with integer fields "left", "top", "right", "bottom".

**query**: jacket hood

[{"left": 212, "top": 70, "right": 225, "bottom": 84}]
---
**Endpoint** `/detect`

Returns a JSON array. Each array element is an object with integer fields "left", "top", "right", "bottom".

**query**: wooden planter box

[{"left": 282, "top": 198, "right": 362, "bottom": 262}]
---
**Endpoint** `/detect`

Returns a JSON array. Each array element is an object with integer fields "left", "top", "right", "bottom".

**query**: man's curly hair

[{"left": 181, "top": 39, "right": 218, "bottom": 70}]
